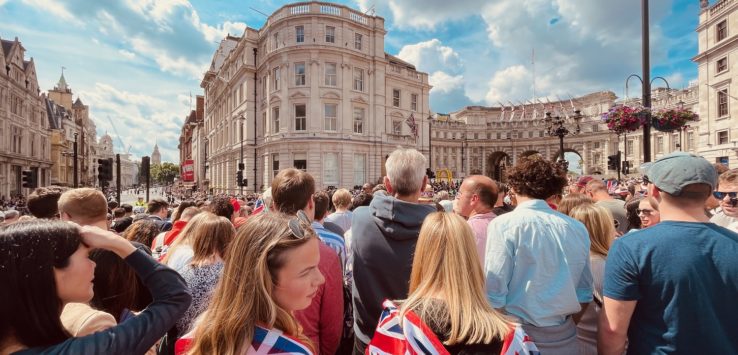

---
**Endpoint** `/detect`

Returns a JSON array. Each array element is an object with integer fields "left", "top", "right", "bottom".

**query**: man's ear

[
  {"left": 648, "top": 184, "right": 661, "bottom": 201},
  {"left": 384, "top": 176, "right": 393, "bottom": 194},
  {"left": 421, "top": 175, "right": 428, "bottom": 194}
]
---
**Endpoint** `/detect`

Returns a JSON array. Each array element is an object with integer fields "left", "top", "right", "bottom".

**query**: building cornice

[{"left": 693, "top": 34, "right": 738, "bottom": 62}]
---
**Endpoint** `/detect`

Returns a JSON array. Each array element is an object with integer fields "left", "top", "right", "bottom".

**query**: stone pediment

[
  {"left": 322, "top": 91, "right": 341, "bottom": 100},
  {"left": 290, "top": 90, "right": 308, "bottom": 99},
  {"left": 389, "top": 110, "right": 405, "bottom": 118},
  {"left": 269, "top": 94, "right": 282, "bottom": 104},
  {"left": 351, "top": 96, "right": 368, "bottom": 104}
]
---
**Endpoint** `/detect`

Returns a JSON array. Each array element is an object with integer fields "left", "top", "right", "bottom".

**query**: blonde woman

[
  {"left": 324, "top": 188, "right": 353, "bottom": 233},
  {"left": 175, "top": 212, "right": 235, "bottom": 335},
  {"left": 161, "top": 212, "right": 221, "bottom": 273},
  {"left": 368, "top": 212, "right": 537, "bottom": 354},
  {"left": 177, "top": 211, "right": 324, "bottom": 355},
  {"left": 569, "top": 204, "right": 615, "bottom": 355},
  {"left": 638, "top": 196, "right": 661, "bottom": 228}
]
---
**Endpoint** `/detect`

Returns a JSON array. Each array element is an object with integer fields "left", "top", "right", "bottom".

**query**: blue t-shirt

[{"left": 604, "top": 221, "right": 738, "bottom": 354}]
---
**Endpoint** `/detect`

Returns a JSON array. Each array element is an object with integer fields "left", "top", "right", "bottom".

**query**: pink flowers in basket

[
  {"left": 602, "top": 105, "right": 649, "bottom": 135},
  {"left": 652, "top": 108, "right": 699, "bottom": 132}
]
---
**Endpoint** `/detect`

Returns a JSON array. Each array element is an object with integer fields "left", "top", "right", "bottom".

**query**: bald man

[{"left": 453, "top": 175, "right": 499, "bottom": 263}]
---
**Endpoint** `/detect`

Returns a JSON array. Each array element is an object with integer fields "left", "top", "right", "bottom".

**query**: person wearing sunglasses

[
  {"left": 600, "top": 152, "right": 738, "bottom": 354},
  {"left": 637, "top": 197, "right": 660, "bottom": 228},
  {"left": 709, "top": 169, "right": 738, "bottom": 231},
  {"left": 178, "top": 212, "right": 324, "bottom": 355}
]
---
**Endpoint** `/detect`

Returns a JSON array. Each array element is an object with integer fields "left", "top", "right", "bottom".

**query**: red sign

[{"left": 182, "top": 160, "right": 195, "bottom": 182}]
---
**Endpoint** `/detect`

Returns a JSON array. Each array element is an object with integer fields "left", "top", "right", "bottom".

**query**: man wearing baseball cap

[{"left": 599, "top": 152, "right": 738, "bottom": 354}]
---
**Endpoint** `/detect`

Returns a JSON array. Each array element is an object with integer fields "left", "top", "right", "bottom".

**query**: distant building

[
  {"left": 200, "top": 1, "right": 431, "bottom": 193},
  {"left": 694, "top": 0, "right": 738, "bottom": 168},
  {"left": 0, "top": 36, "right": 52, "bottom": 197},
  {"left": 152, "top": 143, "right": 161, "bottom": 165}
]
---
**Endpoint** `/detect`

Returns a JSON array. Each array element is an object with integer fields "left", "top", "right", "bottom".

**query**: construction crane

[{"left": 105, "top": 115, "right": 131, "bottom": 154}]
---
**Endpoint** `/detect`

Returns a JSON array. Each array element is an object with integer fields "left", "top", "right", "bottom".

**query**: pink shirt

[
  {"left": 294, "top": 242, "right": 344, "bottom": 355},
  {"left": 467, "top": 211, "right": 497, "bottom": 264}
]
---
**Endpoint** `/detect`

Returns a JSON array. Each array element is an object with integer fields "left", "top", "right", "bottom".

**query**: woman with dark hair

[
  {"left": 89, "top": 245, "right": 153, "bottom": 323},
  {"left": 172, "top": 200, "right": 196, "bottom": 223},
  {"left": 122, "top": 219, "right": 161, "bottom": 248},
  {"left": 624, "top": 196, "right": 643, "bottom": 232},
  {"left": 0, "top": 220, "right": 191, "bottom": 354}
]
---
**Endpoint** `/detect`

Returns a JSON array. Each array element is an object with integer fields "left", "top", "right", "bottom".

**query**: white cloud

[
  {"left": 21, "top": 0, "right": 81, "bottom": 24},
  {"left": 78, "top": 83, "right": 188, "bottom": 163},
  {"left": 397, "top": 39, "right": 463, "bottom": 75},
  {"left": 484, "top": 65, "right": 533, "bottom": 103},
  {"left": 429, "top": 71, "right": 464, "bottom": 94},
  {"left": 118, "top": 49, "right": 136, "bottom": 60},
  {"left": 358, "top": 0, "right": 487, "bottom": 29},
  {"left": 0, "top": 0, "right": 8, "bottom": 6}
]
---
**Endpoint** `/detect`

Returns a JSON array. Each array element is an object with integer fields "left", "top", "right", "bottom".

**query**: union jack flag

[
  {"left": 176, "top": 324, "right": 313, "bottom": 355},
  {"left": 367, "top": 300, "right": 540, "bottom": 355},
  {"left": 253, "top": 197, "right": 266, "bottom": 215},
  {"left": 607, "top": 179, "right": 619, "bottom": 193}
]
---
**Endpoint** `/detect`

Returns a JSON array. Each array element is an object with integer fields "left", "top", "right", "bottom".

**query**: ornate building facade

[
  {"left": 0, "top": 36, "right": 51, "bottom": 197},
  {"left": 201, "top": 2, "right": 431, "bottom": 193},
  {"left": 694, "top": 0, "right": 738, "bottom": 168}
]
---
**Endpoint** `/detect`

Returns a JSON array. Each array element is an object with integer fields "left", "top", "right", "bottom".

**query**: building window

[
  {"left": 672, "top": 133, "right": 680, "bottom": 151},
  {"left": 411, "top": 93, "right": 418, "bottom": 111},
  {"left": 325, "top": 26, "right": 335, "bottom": 43},
  {"left": 272, "top": 153, "right": 280, "bottom": 177},
  {"left": 687, "top": 130, "right": 695, "bottom": 150},
  {"left": 656, "top": 136, "right": 663, "bottom": 154},
  {"left": 353, "top": 107, "right": 364, "bottom": 134},
  {"left": 325, "top": 62, "right": 337, "bottom": 86},
  {"left": 324, "top": 152, "right": 338, "bottom": 185},
  {"left": 718, "top": 88, "right": 729, "bottom": 117},
  {"left": 295, "top": 104, "right": 307, "bottom": 131},
  {"left": 496, "top": 132, "right": 501, "bottom": 139},
  {"left": 354, "top": 154, "right": 366, "bottom": 186},
  {"left": 296, "top": 26, "right": 305, "bottom": 43},
  {"left": 273, "top": 67, "right": 280, "bottom": 90},
  {"left": 354, "top": 33, "right": 362, "bottom": 50},
  {"left": 324, "top": 103, "right": 337, "bottom": 131},
  {"left": 353, "top": 68, "right": 364, "bottom": 91},
  {"left": 592, "top": 124, "right": 600, "bottom": 132},
  {"left": 717, "top": 57, "right": 728, "bottom": 73},
  {"left": 392, "top": 120, "right": 402, "bottom": 135},
  {"left": 392, "top": 89, "right": 400, "bottom": 107},
  {"left": 295, "top": 62, "right": 306, "bottom": 86},
  {"left": 717, "top": 20, "right": 728, "bottom": 42},
  {"left": 718, "top": 130, "right": 729, "bottom": 145},
  {"left": 262, "top": 75, "right": 267, "bottom": 95},
  {"left": 627, "top": 139, "right": 634, "bottom": 156},
  {"left": 272, "top": 107, "right": 280, "bottom": 132},
  {"left": 594, "top": 142, "right": 600, "bottom": 149},
  {"left": 293, "top": 153, "right": 307, "bottom": 171},
  {"left": 273, "top": 32, "right": 279, "bottom": 50}
]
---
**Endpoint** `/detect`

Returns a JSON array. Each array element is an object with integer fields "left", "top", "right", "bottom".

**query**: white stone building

[
  {"left": 201, "top": 2, "right": 431, "bottom": 193},
  {"left": 694, "top": 0, "right": 738, "bottom": 168}
]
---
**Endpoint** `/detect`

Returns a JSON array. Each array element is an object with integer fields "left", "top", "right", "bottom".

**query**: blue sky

[{"left": 0, "top": 0, "right": 700, "bottom": 163}]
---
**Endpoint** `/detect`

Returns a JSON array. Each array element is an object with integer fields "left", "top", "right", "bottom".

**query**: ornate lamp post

[{"left": 544, "top": 110, "right": 583, "bottom": 171}]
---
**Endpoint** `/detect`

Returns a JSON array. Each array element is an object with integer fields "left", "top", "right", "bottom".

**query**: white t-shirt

[{"left": 166, "top": 246, "right": 194, "bottom": 274}]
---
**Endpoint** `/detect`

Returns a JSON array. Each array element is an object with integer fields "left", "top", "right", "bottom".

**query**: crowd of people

[{"left": 1, "top": 148, "right": 737, "bottom": 355}]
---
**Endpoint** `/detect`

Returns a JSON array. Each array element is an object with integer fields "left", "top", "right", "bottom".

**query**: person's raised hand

[{"left": 78, "top": 225, "right": 136, "bottom": 258}]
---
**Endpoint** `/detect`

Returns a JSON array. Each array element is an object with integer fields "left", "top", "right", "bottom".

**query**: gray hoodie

[{"left": 350, "top": 192, "right": 436, "bottom": 348}]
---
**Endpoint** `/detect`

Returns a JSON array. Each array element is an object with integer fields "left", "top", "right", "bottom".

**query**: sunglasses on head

[
  {"left": 287, "top": 210, "right": 311, "bottom": 239},
  {"left": 713, "top": 191, "right": 738, "bottom": 200}
]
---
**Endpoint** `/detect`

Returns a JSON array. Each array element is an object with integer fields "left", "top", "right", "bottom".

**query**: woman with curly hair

[{"left": 484, "top": 156, "right": 592, "bottom": 355}]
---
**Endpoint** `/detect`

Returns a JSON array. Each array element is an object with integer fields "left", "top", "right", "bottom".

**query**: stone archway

[
  {"left": 486, "top": 151, "right": 511, "bottom": 182},
  {"left": 552, "top": 148, "right": 584, "bottom": 174}
]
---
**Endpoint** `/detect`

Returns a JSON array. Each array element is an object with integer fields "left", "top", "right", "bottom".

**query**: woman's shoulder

[{"left": 251, "top": 325, "right": 313, "bottom": 355}]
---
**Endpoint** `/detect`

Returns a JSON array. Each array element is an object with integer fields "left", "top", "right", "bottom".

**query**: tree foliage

[{"left": 151, "top": 162, "right": 179, "bottom": 185}]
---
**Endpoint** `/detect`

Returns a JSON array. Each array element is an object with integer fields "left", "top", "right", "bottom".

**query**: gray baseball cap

[{"left": 642, "top": 152, "right": 716, "bottom": 195}]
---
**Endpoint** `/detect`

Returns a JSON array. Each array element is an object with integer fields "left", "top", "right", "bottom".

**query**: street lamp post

[
  {"left": 544, "top": 110, "right": 583, "bottom": 171},
  {"left": 73, "top": 132, "right": 78, "bottom": 188},
  {"left": 239, "top": 113, "right": 245, "bottom": 196}
]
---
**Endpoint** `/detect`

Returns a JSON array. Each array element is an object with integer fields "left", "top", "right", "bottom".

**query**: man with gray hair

[{"left": 350, "top": 148, "right": 436, "bottom": 354}]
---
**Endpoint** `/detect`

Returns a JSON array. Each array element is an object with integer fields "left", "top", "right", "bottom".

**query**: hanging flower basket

[
  {"left": 652, "top": 108, "right": 699, "bottom": 132},
  {"left": 602, "top": 105, "right": 649, "bottom": 135}
]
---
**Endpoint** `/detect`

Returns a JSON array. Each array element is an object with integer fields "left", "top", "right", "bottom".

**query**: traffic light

[
  {"left": 236, "top": 170, "right": 244, "bottom": 186},
  {"left": 97, "top": 158, "right": 113, "bottom": 182},
  {"left": 607, "top": 152, "right": 621, "bottom": 171},
  {"left": 141, "top": 156, "right": 150, "bottom": 179},
  {"left": 21, "top": 170, "right": 37, "bottom": 189},
  {"left": 621, "top": 161, "right": 630, "bottom": 175}
]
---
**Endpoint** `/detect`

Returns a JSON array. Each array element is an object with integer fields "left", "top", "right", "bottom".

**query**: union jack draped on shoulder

[{"left": 367, "top": 300, "right": 540, "bottom": 355}]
